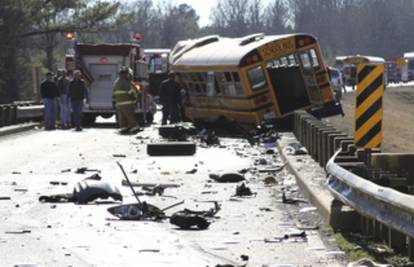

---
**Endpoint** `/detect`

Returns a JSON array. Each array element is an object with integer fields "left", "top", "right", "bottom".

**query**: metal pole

[{"left": 116, "top": 161, "right": 142, "bottom": 205}]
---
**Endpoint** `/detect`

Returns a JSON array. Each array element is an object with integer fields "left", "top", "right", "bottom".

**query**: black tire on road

[{"left": 147, "top": 142, "right": 196, "bottom": 156}]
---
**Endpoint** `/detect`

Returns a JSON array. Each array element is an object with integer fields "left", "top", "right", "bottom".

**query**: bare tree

[
  {"left": 210, "top": 0, "right": 250, "bottom": 37},
  {"left": 265, "top": 0, "right": 290, "bottom": 34}
]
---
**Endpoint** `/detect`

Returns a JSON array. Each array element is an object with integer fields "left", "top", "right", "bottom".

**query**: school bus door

[{"left": 297, "top": 49, "right": 324, "bottom": 105}]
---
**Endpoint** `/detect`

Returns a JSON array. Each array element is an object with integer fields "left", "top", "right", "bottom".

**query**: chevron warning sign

[{"left": 354, "top": 64, "right": 384, "bottom": 148}]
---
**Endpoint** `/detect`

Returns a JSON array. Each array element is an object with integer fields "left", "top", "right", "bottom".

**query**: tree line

[{"left": 1, "top": 0, "right": 414, "bottom": 103}]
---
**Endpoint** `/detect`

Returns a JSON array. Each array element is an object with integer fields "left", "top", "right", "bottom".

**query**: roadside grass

[{"left": 332, "top": 230, "right": 413, "bottom": 266}]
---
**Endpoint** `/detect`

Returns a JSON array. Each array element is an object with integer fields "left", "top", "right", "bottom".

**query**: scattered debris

[
  {"left": 240, "top": 255, "right": 249, "bottom": 261},
  {"left": 83, "top": 173, "right": 102, "bottom": 181},
  {"left": 263, "top": 176, "right": 277, "bottom": 185},
  {"left": 139, "top": 249, "right": 160, "bottom": 253},
  {"left": 282, "top": 191, "right": 307, "bottom": 204},
  {"left": 159, "top": 124, "right": 191, "bottom": 140},
  {"left": 75, "top": 167, "right": 101, "bottom": 174},
  {"left": 185, "top": 168, "right": 198, "bottom": 174},
  {"left": 107, "top": 202, "right": 166, "bottom": 221},
  {"left": 347, "top": 258, "right": 392, "bottom": 267},
  {"left": 11, "top": 171, "right": 21, "bottom": 175},
  {"left": 0, "top": 197, "right": 11, "bottom": 200},
  {"left": 121, "top": 181, "right": 180, "bottom": 188},
  {"left": 295, "top": 220, "right": 319, "bottom": 230},
  {"left": 5, "top": 230, "right": 31, "bottom": 234},
  {"left": 39, "top": 180, "right": 122, "bottom": 204},
  {"left": 61, "top": 169, "right": 71, "bottom": 173},
  {"left": 112, "top": 154, "right": 127, "bottom": 158},
  {"left": 299, "top": 207, "right": 317, "bottom": 213},
  {"left": 255, "top": 158, "right": 268, "bottom": 165},
  {"left": 286, "top": 143, "right": 307, "bottom": 155},
  {"left": 234, "top": 183, "right": 254, "bottom": 197},
  {"left": 49, "top": 181, "right": 68, "bottom": 186},
  {"left": 263, "top": 231, "right": 307, "bottom": 243},
  {"left": 258, "top": 164, "right": 285, "bottom": 173},
  {"left": 209, "top": 173, "right": 245, "bottom": 183},
  {"left": 39, "top": 193, "right": 74, "bottom": 203},
  {"left": 238, "top": 168, "right": 250, "bottom": 174},
  {"left": 141, "top": 185, "right": 167, "bottom": 196},
  {"left": 197, "top": 129, "right": 220, "bottom": 146},
  {"left": 170, "top": 202, "right": 220, "bottom": 230},
  {"left": 14, "top": 188, "right": 28, "bottom": 192},
  {"left": 259, "top": 207, "right": 272, "bottom": 212}
]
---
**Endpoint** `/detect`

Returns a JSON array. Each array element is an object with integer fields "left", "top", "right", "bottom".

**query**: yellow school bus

[{"left": 170, "top": 33, "right": 342, "bottom": 127}]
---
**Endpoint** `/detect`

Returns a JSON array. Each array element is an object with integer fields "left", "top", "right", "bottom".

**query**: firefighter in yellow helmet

[{"left": 112, "top": 66, "right": 140, "bottom": 134}]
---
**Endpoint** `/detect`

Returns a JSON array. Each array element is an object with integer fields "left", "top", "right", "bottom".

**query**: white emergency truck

[{"left": 65, "top": 43, "right": 156, "bottom": 125}]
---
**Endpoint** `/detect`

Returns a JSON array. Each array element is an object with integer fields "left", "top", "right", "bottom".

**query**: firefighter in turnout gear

[{"left": 112, "top": 66, "right": 140, "bottom": 134}]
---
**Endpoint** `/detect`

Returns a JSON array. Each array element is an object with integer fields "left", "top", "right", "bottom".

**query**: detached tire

[{"left": 147, "top": 142, "right": 196, "bottom": 156}]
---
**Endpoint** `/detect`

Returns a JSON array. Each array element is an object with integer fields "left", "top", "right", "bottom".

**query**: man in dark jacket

[
  {"left": 159, "top": 72, "right": 182, "bottom": 125},
  {"left": 40, "top": 72, "right": 59, "bottom": 130},
  {"left": 68, "top": 70, "right": 89, "bottom": 131}
]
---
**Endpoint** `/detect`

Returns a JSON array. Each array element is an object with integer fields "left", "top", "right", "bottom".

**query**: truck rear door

[{"left": 89, "top": 64, "right": 118, "bottom": 109}]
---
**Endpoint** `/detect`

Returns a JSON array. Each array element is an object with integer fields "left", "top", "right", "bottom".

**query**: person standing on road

[
  {"left": 40, "top": 72, "right": 59, "bottom": 130},
  {"left": 112, "top": 66, "right": 140, "bottom": 135},
  {"left": 68, "top": 70, "right": 89, "bottom": 131},
  {"left": 159, "top": 72, "right": 182, "bottom": 125},
  {"left": 57, "top": 69, "right": 71, "bottom": 129}
]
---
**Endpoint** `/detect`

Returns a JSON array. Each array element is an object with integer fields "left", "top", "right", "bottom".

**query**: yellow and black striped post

[{"left": 354, "top": 64, "right": 384, "bottom": 148}]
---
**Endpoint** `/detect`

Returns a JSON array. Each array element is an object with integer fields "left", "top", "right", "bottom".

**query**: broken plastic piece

[
  {"left": 209, "top": 173, "right": 245, "bottom": 183},
  {"left": 234, "top": 183, "right": 254, "bottom": 197},
  {"left": 107, "top": 202, "right": 165, "bottom": 220},
  {"left": 170, "top": 202, "right": 220, "bottom": 230},
  {"left": 73, "top": 180, "right": 122, "bottom": 204}
]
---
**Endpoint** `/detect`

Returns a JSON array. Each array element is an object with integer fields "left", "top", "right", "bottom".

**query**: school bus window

[
  {"left": 215, "top": 72, "right": 226, "bottom": 83},
  {"left": 300, "top": 52, "right": 311, "bottom": 68},
  {"left": 235, "top": 83, "right": 244, "bottom": 95},
  {"left": 187, "top": 82, "right": 193, "bottom": 92},
  {"left": 288, "top": 54, "right": 297, "bottom": 66},
  {"left": 232, "top": 72, "right": 240, "bottom": 82},
  {"left": 224, "top": 72, "right": 232, "bottom": 82},
  {"left": 273, "top": 60, "right": 280, "bottom": 68},
  {"left": 214, "top": 77, "right": 222, "bottom": 94},
  {"left": 310, "top": 49, "right": 320, "bottom": 68},
  {"left": 248, "top": 66, "right": 266, "bottom": 91},
  {"left": 280, "top": 57, "right": 288, "bottom": 66}
]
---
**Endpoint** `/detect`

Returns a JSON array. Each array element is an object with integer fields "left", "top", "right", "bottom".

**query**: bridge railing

[
  {"left": 0, "top": 102, "right": 43, "bottom": 127},
  {"left": 293, "top": 110, "right": 414, "bottom": 260}
]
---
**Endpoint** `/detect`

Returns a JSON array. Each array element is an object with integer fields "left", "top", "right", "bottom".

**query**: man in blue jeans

[
  {"left": 68, "top": 71, "right": 89, "bottom": 131},
  {"left": 57, "top": 69, "right": 71, "bottom": 129},
  {"left": 40, "top": 72, "right": 58, "bottom": 130}
]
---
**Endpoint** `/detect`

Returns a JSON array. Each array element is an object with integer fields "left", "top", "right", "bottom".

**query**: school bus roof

[{"left": 170, "top": 33, "right": 311, "bottom": 67}]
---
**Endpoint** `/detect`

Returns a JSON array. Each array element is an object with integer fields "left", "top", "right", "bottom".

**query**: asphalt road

[{"left": 0, "top": 118, "right": 345, "bottom": 267}]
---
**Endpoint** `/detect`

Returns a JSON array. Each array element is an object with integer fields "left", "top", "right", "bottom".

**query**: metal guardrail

[
  {"left": 0, "top": 102, "right": 43, "bottom": 127},
  {"left": 293, "top": 110, "right": 414, "bottom": 260}
]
